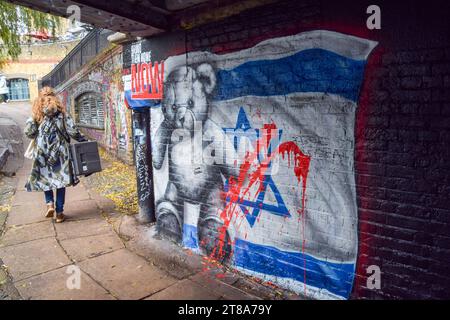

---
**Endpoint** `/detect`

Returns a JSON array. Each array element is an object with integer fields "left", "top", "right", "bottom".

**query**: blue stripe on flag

[
  {"left": 234, "top": 238, "right": 355, "bottom": 299},
  {"left": 183, "top": 224, "right": 199, "bottom": 250},
  {"left": 124, "top": 90, "right": 161, "bottom": 109},
  {"left": 214, "top": 48, "right": 366, "bottom": 103}
]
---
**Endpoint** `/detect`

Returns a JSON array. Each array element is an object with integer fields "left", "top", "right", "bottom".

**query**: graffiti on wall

[
  {"left": 128, "top": 30, "right": 377, "bottom": 300},
  {"left": 135, "top": 138, "right": 152, "bottom": 202},
  {"left": 62, "top": 50, "right": 132, "bottom": 161},
  {"left": 117, "top": 89, "right": 129, "bottom": 152},
  {"left": 123, "top": 41, "right": 165, "bottom": 109},
  {"left": 72, "top": 80, "right": 102, "bottom": 99},
  {"left": 130, "top": 61, "right": 164, "bottom": 100}
]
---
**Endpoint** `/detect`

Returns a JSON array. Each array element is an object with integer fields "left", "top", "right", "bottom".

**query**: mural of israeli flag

[{"left": 152, "top": 30, "right": 377, "bottom": 300}]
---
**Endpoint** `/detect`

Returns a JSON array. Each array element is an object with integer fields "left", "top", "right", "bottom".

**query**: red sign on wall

[{"left": 131, "top": 61, "right": 164, "bottom": 100}]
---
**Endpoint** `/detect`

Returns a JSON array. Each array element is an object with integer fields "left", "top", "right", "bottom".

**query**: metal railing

[{"left": 41, "top": 28, "right": 114, "bottom": 89}]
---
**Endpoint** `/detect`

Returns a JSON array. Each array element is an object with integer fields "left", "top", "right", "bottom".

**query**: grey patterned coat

[{"left": 24, "top": 108, "right": 86, "bottom": 192}]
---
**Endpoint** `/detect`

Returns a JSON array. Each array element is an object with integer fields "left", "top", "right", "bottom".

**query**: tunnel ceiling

[{"left": 5, "top": 0, "right": 213, "bottom": 37}]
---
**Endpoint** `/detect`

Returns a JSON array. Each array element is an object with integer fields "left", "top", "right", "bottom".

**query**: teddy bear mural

[
  {"left": 152, "top": 63, "right": 238, "bottom": 262},
  {"left": 125, "top": 29, "right": 378, "bottom": 299}
]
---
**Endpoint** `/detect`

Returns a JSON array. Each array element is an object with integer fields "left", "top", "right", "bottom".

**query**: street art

[
  {"left": 105, "top": 83, "right": 119, "bottom": 150},
  {"left": 71, "top": 80, "right": 102, "bottom": 99},
  {"left": 130, "top": 61, "right": 164, "bottom": 100},
  {"left": 124, "top": 41, "right": 165, "bottom": 104},
  {"left": 136, "top": 141, "right": 152, "bottom": 202},
  {"left": 61, "top": 49, "right": 132, "bottom": 162},
  {"left": 126, "top": 30, "right": 377, "bottom": 300},
  {"left": 152, "top": 63, "right": 239, "bottom": 245},
  {"left": 117, "top": 90, "right": 129, "bottom": 152},
  {"left": 123, "top": 48, "right": 164, "bottom": 110},
  {"left": 81, "top": 127, "right": 104, "bottom": 142}
]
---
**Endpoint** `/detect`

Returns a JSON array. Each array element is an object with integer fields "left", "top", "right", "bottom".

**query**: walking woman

[{"left": 24, "top": 87, "right": 86, "bottom": 223}]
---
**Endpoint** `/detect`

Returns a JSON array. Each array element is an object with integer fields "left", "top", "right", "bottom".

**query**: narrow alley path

[{"left": 0, "top": 102, "right": 174, "bottom": 299}]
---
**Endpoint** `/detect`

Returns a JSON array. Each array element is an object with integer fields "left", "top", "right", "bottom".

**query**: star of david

[{"left": 223, "top": 107, "right": 290, "bottom": 227}]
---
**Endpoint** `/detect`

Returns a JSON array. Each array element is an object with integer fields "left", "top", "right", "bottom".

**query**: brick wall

[
  {"left": 56, "top": 46, "right": 134, "bottom": 164},
  {"left": 0, "top": 40, "right": 79, "bottom": 101},
  {"left": 123, "top": 0, "right": 450, "bottom": 299},
  {"left": 354, "top": 40, "right": 450, "bottom": 300}
]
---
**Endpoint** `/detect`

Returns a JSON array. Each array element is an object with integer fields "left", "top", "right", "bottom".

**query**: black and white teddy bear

[{"left": 153, "top": 63, "right": 237, "bottom": 261}]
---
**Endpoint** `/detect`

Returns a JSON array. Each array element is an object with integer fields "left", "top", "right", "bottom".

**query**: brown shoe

[
  {"left": 45, "top": 203, "right": 55, "bottom": 218},
  {"left": 55, "top": 212, "right": 65, "bottom": 223}
]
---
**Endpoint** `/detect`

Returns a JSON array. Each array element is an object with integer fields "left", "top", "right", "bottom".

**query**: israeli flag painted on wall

[{"left": 154, "top": 30, "right": 377, "bottom": 300}]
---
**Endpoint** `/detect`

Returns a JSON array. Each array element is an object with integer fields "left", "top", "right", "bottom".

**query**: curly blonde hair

[{"left": 32, "top": 86, "right": 65, "bottom": 123}]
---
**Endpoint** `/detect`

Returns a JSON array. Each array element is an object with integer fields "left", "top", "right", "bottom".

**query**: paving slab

[
  {"left": 79, "top": 248, "right": 176, "bottom": 300},
  {"left": 16, "top": 175, "right": 28, "bottom": 192},
  {"left": 65, "top": 185, "right": 91, "bottom": 202},
  {"left": 0, "top": 258, "right": 22, "bottom": 300},
  {"left": 15, "top": 159, "right": 33, "bottom": 175},
  {"left": 11, "top": 186, "right": 91, "bottom": 204},
  {"left": 55, "top": 217, "right": 112, "bottom": 240},
  {"left": 86, "top": 190, "right": 115, "bottom": 213},
  {"left": 63, "top": 199, "right": 102, "bottom": 220},
  {"left": 0, "top": 238, "right": 71, "bottom": 281},
  {"left": 6, "top": 203, "right": 47, "bottom": 226},
  {"left": 16, "top": 170, "right": 31, "bottom": 179},
  {"left": 232, "top": 277, "right": 278, "bottom": 300},
  {"left": 14, "top": 170, "right": 29, "bottom": 177},
  {"left": 0, "top": 211, "right": 7, "bottom": 228},
  {"left": 0, "top": 221, "right": 54, "bottom": 247},
  {"left": 118, "top": 215, "right": 203, "bottom": 280},
  {"left": 15, "top": 168, "right": 31, "bottom": 177},
  {"left": 190, "top": 272, "right": 260, "bottom": 300},
  {"left": 145, "top": 279, "right": 221, "bottom": 300},
  {"left": 15, "top": 265, "right": 115, "bottom": 300},
  {"left": 11, "top": 191, "right": 43, "bottom": 206},
  {"left": 60, "top": 233, "right": 124, "bottom": 262},
  {"left": 200, "top": 267, "right": 241, "bottom": 286}
]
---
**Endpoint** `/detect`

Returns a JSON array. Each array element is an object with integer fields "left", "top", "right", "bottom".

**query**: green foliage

[{"left": 0, "top": 1, "right": 61, "bottom": 67}]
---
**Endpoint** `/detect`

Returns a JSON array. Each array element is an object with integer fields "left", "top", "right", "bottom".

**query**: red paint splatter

[
  {"left": 278, "top": 141, "right": 310, "bottom": 216},
  {"left": 206, "top": 125, "right": 311, "bottom": 296},
  {"left": 278, "top": 141, "right": 310, "bottom": 295},
  {"left": 215, "top": 273, "right": 226, "bottom": 279}
]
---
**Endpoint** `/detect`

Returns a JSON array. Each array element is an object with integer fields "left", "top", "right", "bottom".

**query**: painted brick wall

[
  {"left": 123, "top": 0, "right": 450, "bottom": 299},
  {"left": 56, "top": 46, "right": 134, "bottom": 164}
]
